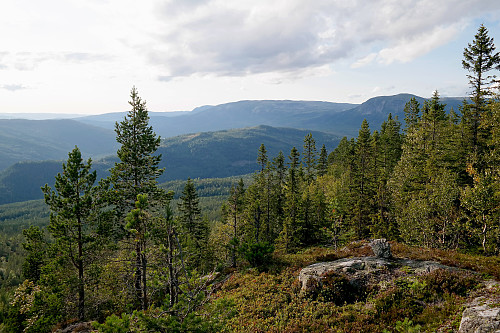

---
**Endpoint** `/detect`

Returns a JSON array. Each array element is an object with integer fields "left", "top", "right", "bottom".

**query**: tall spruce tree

[
  {"left": 403, "top": 97, "right": 420, "bottom": 133},
  {"left": 303, "top": 133, "right": 317, "bottom": 182},
  {"left": 352, "top": 119, "right": 373, "bottom": 238},
  {"left": 462, "top": 24, "right": 500, "bottom": 151},
  {"left": 111, "top": 87, "right": 163, "bottom": 212},
  {"left": 279, "top": 147, "right": 301, "bottom": 252},
  {"left": 109, "top": 86, "right": 164, "bottom": 309}
]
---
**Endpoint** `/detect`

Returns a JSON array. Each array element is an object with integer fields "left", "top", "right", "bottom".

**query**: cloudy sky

[{"left": 1, "top": 0, "right": 500, "bottom": 115}]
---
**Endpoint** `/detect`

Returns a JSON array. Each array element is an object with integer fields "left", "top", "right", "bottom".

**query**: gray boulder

[
  {"left": 370, "top": 238, "right": 392, "bottom": 258},
  {"left": 458, "top": 281, "right": 500, "bottom": 333}
]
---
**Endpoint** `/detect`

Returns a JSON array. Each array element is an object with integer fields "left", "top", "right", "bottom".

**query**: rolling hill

[
  {"left": 0, "top": 119, "right": 118, "bottom": 170},
  {"left": 0, "top": 125, "right": 342, "bottom": 204}
]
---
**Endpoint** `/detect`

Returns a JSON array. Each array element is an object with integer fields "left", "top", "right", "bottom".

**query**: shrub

[
  {"left": 421, "top": 269, "right": 478, "bottom": 297},
  {"left": 239, "top": 242, "right": 274, "bottom": 270}
]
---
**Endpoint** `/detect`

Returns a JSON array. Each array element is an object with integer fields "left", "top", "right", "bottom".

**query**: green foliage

[
  {"left": 93, "top": 313, "right": 131, "bottom": 333},
  {"left": 238, "top": 241, "right": 274, "bottom": 270}
]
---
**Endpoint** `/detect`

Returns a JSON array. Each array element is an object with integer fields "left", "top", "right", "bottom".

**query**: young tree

[
  {"left": 178, "top": 178, "right": 208, "bottom": 270},
  {"left": 124, "top": 194, "right": 151, "bottom": 310},
  {"left": 41, "top": 146, "right": 97, "bottom": 321},
  {"left": 223, "top": 179, "right": 246, "bottom": 268}
]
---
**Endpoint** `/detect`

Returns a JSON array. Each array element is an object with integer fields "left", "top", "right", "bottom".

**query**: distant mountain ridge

[
  {"left": 0, "top": 93, "right": 467, "bottom": 173},
  {"left": 75, "top": 99, "right": 358, "bottom": 134},
  {"left": 72, "top": 94, "right": 465, "bottom": 137}
]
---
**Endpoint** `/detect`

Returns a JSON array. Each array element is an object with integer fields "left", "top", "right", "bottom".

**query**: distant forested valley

[{"left": 0, "top": 25, "right": 499, "bottom": 333}]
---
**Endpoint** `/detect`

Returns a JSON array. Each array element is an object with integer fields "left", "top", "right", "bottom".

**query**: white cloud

[
  {"left": 351, "top": 53, "right": 378, "bottom": 69},
  {"left": 146, "top": 0, "right": 500, "bottom": 78},
  {"left": 377, "top": 24, "right": 461, "bottom": 64},
  {"left": 1, "top": 84, "right": 28, "bottom": 92}
]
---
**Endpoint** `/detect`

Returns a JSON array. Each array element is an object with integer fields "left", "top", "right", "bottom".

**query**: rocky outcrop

[
  {"left": 298, "top": 256, "right": 455, "bottom": 294},
  {"left": 297, "top": 242, "right": 500, "bottom": 331},
  {"left": 458, "top": 281, "right": 500, "bottom": 333}
]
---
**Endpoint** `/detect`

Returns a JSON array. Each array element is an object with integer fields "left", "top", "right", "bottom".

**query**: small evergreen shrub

[{"left": 239, "top": 241, "right": 274, "bottom": 270}]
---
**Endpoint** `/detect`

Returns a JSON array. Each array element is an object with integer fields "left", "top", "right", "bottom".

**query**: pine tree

[{"left": 41, "top": 146, "right": 97, "bottom": 321}]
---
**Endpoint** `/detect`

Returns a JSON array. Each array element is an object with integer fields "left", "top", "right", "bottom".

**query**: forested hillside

[
  {"left": 0, "top": 125, "right": 341, "bottom": 205},
  {"left": 0, "top": 119, "right": 117, "bottom": 170}
]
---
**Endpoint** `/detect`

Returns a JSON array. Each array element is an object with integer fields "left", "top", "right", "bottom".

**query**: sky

[{"left": 1, "top": 0, "right": 500, "bottom": 115}]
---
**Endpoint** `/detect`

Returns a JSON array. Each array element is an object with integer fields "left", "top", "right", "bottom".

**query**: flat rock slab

[
  {"left": 459, "top": 281, "right": 500, "bottom": 333},
  {"left": 298, "top": 256, "right": 456, "bottom": 294}
]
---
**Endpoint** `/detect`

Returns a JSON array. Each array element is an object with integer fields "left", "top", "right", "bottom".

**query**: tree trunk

[{"left": 77, "top": 217, "right": 85, "bottom": 321}]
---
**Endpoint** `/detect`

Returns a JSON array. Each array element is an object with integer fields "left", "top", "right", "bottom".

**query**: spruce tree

[
  {"left": 178, "top": 178, "right": 207, "bottom": 269},
  {"left": 462, "top": 24, "right": 500, "bottom": 150},
  {"left": 317, "top": 144, "right": 328, "bottom": 177},
  {"left": 225, "top": 179, "right": 245, "bottom": 268},
  {"left": 403, "top": 97, "right": 420, "bottom": 133},
  {"left": 109, "top": 86, "right": 164, "bottom": 309},
  {"left": 111, "top": 86, "right": 163, "bottom": 213},
  {"left": 280, "top": 147, "right": 301, "bottom": 252},
  {"left": 352, "top": 119, "right": 372, "bottom": 238},
  {"left": 302, "top": 133, "right": 317, "bottom": 182}
]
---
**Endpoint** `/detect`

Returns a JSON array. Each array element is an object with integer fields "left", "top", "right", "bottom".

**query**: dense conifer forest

[{"left": 0, "top": 24, "right": 499, "bottom": 332}]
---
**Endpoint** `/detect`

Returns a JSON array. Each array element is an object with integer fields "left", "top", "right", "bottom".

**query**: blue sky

[{"left": 1, "top": 0, "right": 500, "bottom": 115}]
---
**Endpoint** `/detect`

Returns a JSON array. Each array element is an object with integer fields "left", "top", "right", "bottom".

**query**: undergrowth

[{"left": 209, "top": 241, "right": 492, "bottom": 332}]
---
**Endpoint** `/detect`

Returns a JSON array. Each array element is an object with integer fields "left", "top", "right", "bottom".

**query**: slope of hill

[
  {"left": 310, "top": 94, "right": 466, "bottom": 135},
  {"left": 73, "top": 94, "right": 465, "bottom": 138},
  {"left": 0, "top": 125, "right": 341, "bottom": 204},
  {"left": 158, "top": 125, "right": 342, "bottom": 181},
  {"left": 0, "top": 119, "right": 118, "bottom": 170}
]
